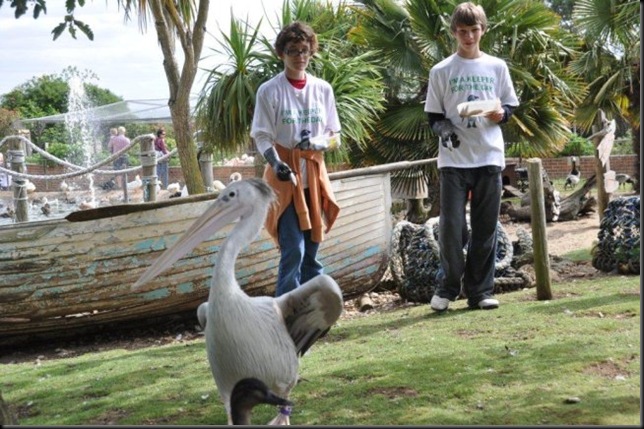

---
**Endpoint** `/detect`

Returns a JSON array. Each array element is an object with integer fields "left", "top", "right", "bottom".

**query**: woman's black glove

[{"left": 263, "top": 147, "right": 296, "bottom": 183}]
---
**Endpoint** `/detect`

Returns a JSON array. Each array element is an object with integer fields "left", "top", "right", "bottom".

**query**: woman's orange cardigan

[{"left": 262, "top": 145, "right": 340, "bottom": 246}]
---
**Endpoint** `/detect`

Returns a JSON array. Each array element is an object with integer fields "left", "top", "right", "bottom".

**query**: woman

[
  {"left": 250, "top": 21, "right": 341, "bottom": 297},
  {"left": 154, "top": 128, "right": 170, "bottom": 188}
]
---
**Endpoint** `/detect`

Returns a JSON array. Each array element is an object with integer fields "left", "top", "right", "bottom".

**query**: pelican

[
  {"left": 127, "top": 175, "right": 142, "bottom": 190},
  {"left": 230, "top": 378, "right": 293, "bottom": 425},
  {"left": 133, "top": 178, "right": 343, "bottom": 425},
  {"left": 213, "top": 180, "right": 227, "bottom": 191},
  {"left": 25, "top": 180, "right": 36, "bottom": 193},
  {"left": 167, "top": 182, "right": 181, "bottom": 194},
  {"left": 78, "top": 200, "right": 97, "bottom": 210}
]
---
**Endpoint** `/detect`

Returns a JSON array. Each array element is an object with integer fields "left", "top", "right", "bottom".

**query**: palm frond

[{"left": 195, "top": 16, "right": 268, "bottom": 155}]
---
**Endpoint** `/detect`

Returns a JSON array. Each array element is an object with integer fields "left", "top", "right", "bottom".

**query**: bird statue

[
  {"left": 133, "top": 178, "right": 343, "bottom": 425},
  {"left": 230, "top": 378, "right": 293, "bottom": 425},
  {"left": 564, "top": 156, "right": 581, "bottom": 190}
]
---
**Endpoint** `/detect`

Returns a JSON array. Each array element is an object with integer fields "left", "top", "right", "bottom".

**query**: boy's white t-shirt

[
  {"left": 424, "top": 53, "right": 519, "bottom": 169},
  {"left": 251, "top": 71, "right": 340, "bottom": 185}
]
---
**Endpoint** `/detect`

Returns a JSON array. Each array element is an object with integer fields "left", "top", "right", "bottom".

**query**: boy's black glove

[
  {"left": 263, "top": 147, "right": 295, "bottom": 183},
  {"left": 432, "top": 119, "right": 460, "bottom": 150}
]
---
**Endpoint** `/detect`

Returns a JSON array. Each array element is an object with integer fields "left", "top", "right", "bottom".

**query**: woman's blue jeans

[
  {"left": 436, "top": 166, "right": 502, "bottom": 307},
  {"left": 157, "top": 161, "right": 169, "bottom": 188},
  {"left": 275, "top": 194, "right": 323, "bottom": 297}
]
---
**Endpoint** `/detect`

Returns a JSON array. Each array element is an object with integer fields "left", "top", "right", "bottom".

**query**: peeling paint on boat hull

[{"left": 0, "top": 173, "right": 392, "bottom": 344}]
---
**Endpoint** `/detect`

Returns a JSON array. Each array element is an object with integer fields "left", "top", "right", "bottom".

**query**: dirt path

[{"left": 501, "top": 209, "right": 600, "bottom": 257}]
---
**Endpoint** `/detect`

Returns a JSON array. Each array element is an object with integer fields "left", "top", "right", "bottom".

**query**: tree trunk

[
  {"left": 589, "top": 111, "right": 614, "bottom": 221},
  {"left": 170, "top": 96, "right": 205, "bottom": 195},
  {"left": 149, "top": 0, "right": 209, "bottom": 196}
]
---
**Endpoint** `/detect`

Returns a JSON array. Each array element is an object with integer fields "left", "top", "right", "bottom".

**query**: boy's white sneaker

[
  {"left": 430, "top": 295, "right": 450, "bottom": 312},
  {"left": 478, "top": 298, "right": 499, "bottom": 310}
]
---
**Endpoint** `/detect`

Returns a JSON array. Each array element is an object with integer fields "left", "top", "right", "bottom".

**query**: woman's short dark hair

[
  {"left": 156, "top": 129, "right": 165, "bottom": 137},
  {"left": 274, "top": 21, "right": 318, "bottom": 56}
]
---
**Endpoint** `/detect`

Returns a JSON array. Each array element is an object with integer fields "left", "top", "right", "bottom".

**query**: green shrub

[
  {"left": 611, "top": 131, "right": 635, "bottom": 155},
  {"left": 26, "top": 142, "right": 85, "bottom": 167},
  {"left": 557, "top": 133, "right": 594, "bottom": 157}
]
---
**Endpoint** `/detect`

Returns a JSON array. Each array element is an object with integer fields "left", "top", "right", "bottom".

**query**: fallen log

[
  {"left": 503, "top": 175, "right": 597, "bottom": 222},
  {"left": 357, "top": 294, "right": 375, "bottom": 312}
]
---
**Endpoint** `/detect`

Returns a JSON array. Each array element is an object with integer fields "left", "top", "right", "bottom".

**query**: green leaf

[{"left": 51, "top": 23, "right": 66, "bottom": 41}]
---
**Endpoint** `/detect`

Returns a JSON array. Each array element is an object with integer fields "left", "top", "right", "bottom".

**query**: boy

[{"left": 424, "top": 2, "right": 519, "bottom": 311}]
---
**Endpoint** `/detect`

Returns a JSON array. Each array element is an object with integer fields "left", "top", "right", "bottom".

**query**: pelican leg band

[{"left": 279, "top": 406, "right": 292, "bottom": 416}]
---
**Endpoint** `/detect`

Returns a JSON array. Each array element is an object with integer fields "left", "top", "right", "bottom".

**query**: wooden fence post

[
  {"left": 527, "top": 158, "right": 553, "bottom": 300},
  {"left": 139, "top": 135, "right": 157, "bottom": 202},
  {"left": 9, "top": 137, "right": 29, "bottom": 223},
  {"left": 199, "top": 151, "right": 214, "bottom": 191}
]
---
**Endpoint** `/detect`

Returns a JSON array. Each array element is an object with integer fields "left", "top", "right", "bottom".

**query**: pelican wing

[{"left": 275, "top": 274, "right": 343, "bottom": 356}]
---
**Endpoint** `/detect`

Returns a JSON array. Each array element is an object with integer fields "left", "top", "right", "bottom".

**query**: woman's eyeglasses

[{"left": 285, "top": 48, "right": 311, "bottom": 57}]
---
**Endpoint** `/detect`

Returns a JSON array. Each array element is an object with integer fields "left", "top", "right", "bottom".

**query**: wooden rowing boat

[{"left": 1, "top": 163, "right": 425, "bottom": 346}]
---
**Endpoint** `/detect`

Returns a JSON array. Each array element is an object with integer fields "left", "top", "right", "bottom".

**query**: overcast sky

[{"left": 0, "top": 0, "right": 296, "bottom": 100}]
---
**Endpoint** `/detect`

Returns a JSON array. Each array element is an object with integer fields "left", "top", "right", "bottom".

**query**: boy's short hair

[
  {"left": 274, "top": 21, "right": 318, "bottom": 55},
  {"left": 450, "top": 2, "right": 487, "bottom": 32}
]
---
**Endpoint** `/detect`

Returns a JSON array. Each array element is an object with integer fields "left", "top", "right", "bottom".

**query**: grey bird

[
  {"left": 133, "top": 178, "right": 343, "bottom": 425},
  {"left": 615, "top": 173, "right": 634, "bottom": 189},
  {"left": 230, "top": 378, "right": 293, "bottom": 425}
]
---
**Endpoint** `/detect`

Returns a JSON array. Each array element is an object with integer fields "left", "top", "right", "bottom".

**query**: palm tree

[
  {"left": 195, "top": 0, "right": 386, "bottom": 164},
  {"left": 569, "top": 0, "right": 640, "bottom": 192},
  {"left": 347, "top": 0, "right": 585, "bottom": 216}
]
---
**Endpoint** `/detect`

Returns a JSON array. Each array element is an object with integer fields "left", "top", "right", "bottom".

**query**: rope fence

[{"left": 0, "top": 134, "right": 177, "bottom": 181}]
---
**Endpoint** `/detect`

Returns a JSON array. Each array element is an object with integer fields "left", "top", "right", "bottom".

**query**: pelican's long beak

[{"left": 132, "top": 196, "right": 241, "bottom": 289}]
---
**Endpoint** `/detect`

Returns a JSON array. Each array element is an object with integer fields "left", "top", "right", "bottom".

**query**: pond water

[{"left": 0, "top": 188, "right": 146, "bottom": 227}]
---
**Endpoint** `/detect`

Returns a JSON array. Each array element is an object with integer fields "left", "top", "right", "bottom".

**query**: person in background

[
  {"left": 250, "top": 21, "right": 341, "bottom": 297},
  {"left": 154, "top": 128, "right": 170, "bottom": 188},
  {"left": 108, "top": 126, "right": 130, "bottom": 189},
  {"left": 107, "top": 127, "right": 117, "bottom": 146},
  {"left": 0, "top": 152, "right": 10, "bottom": 190},
  {"left": 424, "top": 2, "right": 519, "bottom": 312}
]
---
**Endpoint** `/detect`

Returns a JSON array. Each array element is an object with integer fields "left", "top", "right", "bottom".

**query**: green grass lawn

[{"left": 1, "top": 274, "right": 639, "bottom": 426}]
